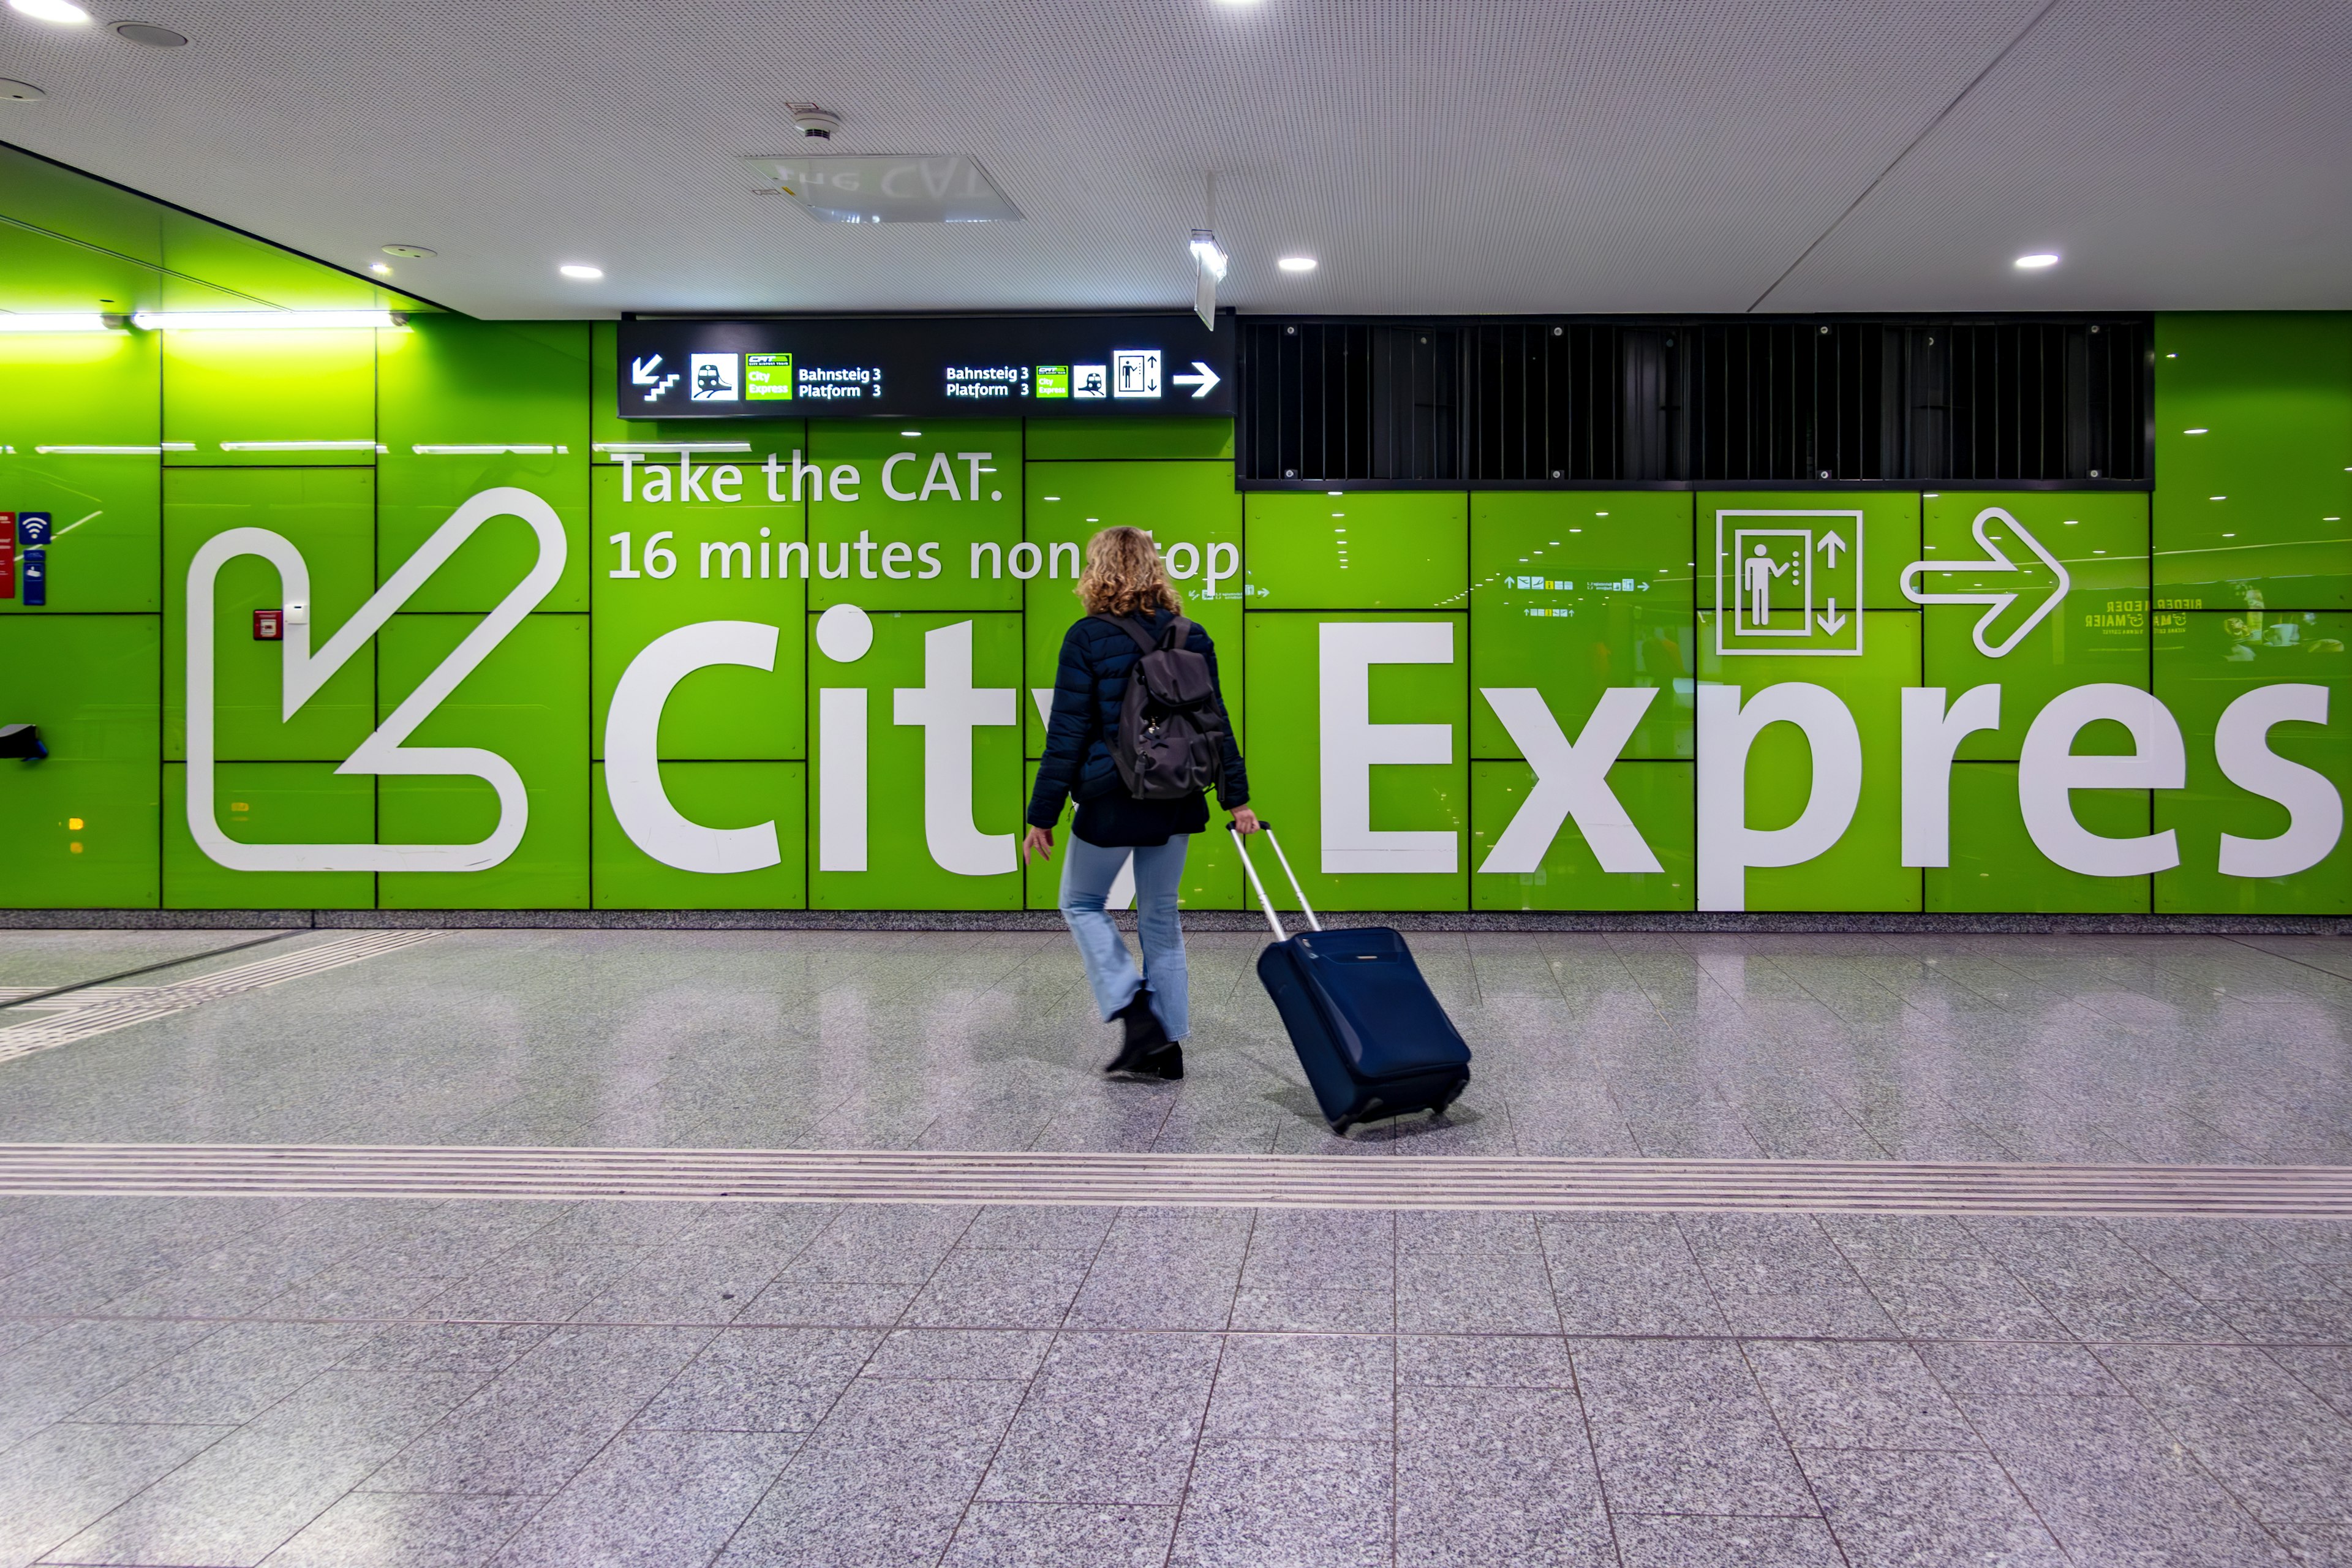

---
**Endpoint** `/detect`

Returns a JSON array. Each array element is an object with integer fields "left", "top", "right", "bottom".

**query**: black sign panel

[{"left": 616, "top": 313, "right": 1234, "bottom": 420}]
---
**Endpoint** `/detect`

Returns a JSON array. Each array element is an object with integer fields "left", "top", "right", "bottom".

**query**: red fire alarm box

[{"left": 254, "top": 608, "right": 283, "bottom": 641}]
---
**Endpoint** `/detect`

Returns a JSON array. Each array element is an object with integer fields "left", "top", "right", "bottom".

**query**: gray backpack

[{"left": 1098, "top": 614, "right": 1229, "bottom": 801}]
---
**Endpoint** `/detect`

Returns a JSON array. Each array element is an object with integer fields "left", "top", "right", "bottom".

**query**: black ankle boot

[
  {"left": 1104, "top": 990, "right": 1167, "bottom": 1074},
  {"left": 1143, "top": 1041, "right": 1183, "bottom": 1080}
]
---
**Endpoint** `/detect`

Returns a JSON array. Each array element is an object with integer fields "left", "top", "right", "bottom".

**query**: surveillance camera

[{"left": 791, "top": 106, "right": 842, "bottom": 140}]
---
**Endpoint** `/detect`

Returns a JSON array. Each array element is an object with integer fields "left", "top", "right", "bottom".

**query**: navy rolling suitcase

[{"left": 1232, "top": 825, "right": 1472, "bottom": 1134}]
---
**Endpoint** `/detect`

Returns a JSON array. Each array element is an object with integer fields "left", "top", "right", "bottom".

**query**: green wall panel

[
  {"left": 1471, "top": 759, "right": 1694, "bottom": 911},
  {"left": 1922, "top": 490, "right": 2150, "bottom": 761},
  {"left": 375, "top": 612, "right": 589, "bottom": 910},
  {"left": 0, "top": 615, "right": 161, "bottom": 908},
  {"left": 592, "top": 761, "right": 808, "bottom": 909},
  {"left": 589, "top": 465, "right": 806, "bottom": 761},
  {"left": 1698, "top": 609, "right": 1921, "bottom": 911},
  {"left": 378, "top": 316, "right": 592, "bottom": 612},
  {"left": 2155, "top": 313, "right": 2352, "bottom": 612},
  {"left": 1927, "top": 763, "right": 2150, "bottom": 914},
  {"left": 1243, "top": 610, "right": 1469, "bottom": 912},
  {"left": 1245, "top": 491, "right": 1469, "bottom": 609},
  {"left": 163, "top": 467, "right": 376, "bottom": 762},
  {"left": 1023, "top": 418, "right": 1234, "bottom": 461},
  {"left": 808, "top": 610, "right": 1025, "bottom": 911},
  {"left": 162, "top": 328, "right": 376, "bottom": 467},
  {"left": 2154, "top": 609, "right": 2352, "bottom": 914},
  {"left": 1022, "top": 460, "right": 1244, "bottom": 756},
  {"left": 0, "top": 331, "right": 163, "bottom": 615},
  {"left": 1469, "top": 491, "right": 1695, "bottom": 761},
  {"left": 807, "top": 423, "right": 1023, "bottom": 613},
  {"left": 162, "top": 763, "right": 376, "bottom": 909}
]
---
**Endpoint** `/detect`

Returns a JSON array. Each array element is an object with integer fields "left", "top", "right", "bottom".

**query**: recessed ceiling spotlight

[
  {"left": 559, "top": 263, "right": 603, "bottom": 280},
  {"left": 369, "top": 263, "right": 392, "bottom": 276},
  {"left": 1278, "top": 255, "right": 1317, "bottom": 273},
  {"left": 382, "top": 243, "right": 436, "bottom": 260},
  {"left": 8, "top": 0, "right": 90, "bottom": 23},
  {"left": 111, "top": 20, "right": 186, "bottom": 45},
  {"left": 2014, "top": 252, "right": 2060, "bottom": 270},
  {"left": 0, "top": 78, "right": 45, "bottom": 100}
]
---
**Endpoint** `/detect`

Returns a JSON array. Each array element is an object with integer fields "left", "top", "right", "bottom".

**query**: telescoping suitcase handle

[{"left": 1228, "top": 823, "right": 1322, "bottom": 941}]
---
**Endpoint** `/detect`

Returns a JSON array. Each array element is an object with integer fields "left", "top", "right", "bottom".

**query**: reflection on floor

[{"left": 2, "top": 929, "right": 2349, "bottom": 1566}]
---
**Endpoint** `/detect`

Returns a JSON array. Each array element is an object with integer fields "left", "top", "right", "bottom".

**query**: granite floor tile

[
  {"left": 1678, "top": 1213, "right": 1899, "bottom": 1337},
  {"left": 2096, "top": 1344, "right": 2352, "bottom": 1526},
  {"left": 487, "top": 1430, "right": 798, "bottom": 1568},
  {"left": 43, "top": 1368, "right": 484, "bottom": 1567},
  {"left": 733, "top": 1280, "right": 921, "bottom": 1328},
  {"left": 632, "top": 1327, "right": 884, "bottom": 1432},
  {"left": 1540, "top": 1217, "right": 1732, "bottom": 1336},
  {"left": 861, "top": 1327, "right": 1053, "bottom": 1381},
  {"left": 339, "top": 1324, "right": 557, "bottom": 1378},
  {"left": 1166, "top": 1438, "right": 1390, "bottom": 1568},
  {"left": 0, "top": 1420, "right": 232, "bottom": 1568},
  {"left": 959, "top": 1206, "right": 1120, "bottom": 1251},
  {"left": 1202, "top": 1332, "right": 1393, "bottom": 1442},
  {"left": 1914, "top": 1341, "right": 2127, "bottom": 1401},
  {"left": 361, "top": 1325, "right": 714, "bottom": 1497},
  {"left": 0, "top": 1319, "right": 220, "bottom": 1449},
  {"left": 263, "top": 1492, "right": 547, "bottom": 1568},
  {"left": 1398, "top": 1249, "right": 1564, "bottom": 1333},
  {"left": 903, "top": 1248, "right": 1093, "bottom": 1329},
  {"left": 975, "top": 1332, "right": 1221, "bottom": 1506},
  {"left": 1572, "top": 1338, "right": 1816, "bottom": 1517},
  {"left": 1743, "top": 1341, "right": 1980, "bottom": 1451},
  {"left": 1228, "top": 1285, "right": 1395, "bottom": 1332},
  {"left": 1965, "top": 1392, "right": 2299, "bottom": 1565},
  {"left": 714, "top": 1376, "right": 1027, "bottom": 1568},
  {"left": 1801, "top": 1446, "right": 2067, "bottom": 1567},
  {"left": 71, "top": 1321, "right": 371, "bottom": 1427},
  {"left": 1398, "top": 1333, "right": 1577, "bottom": 1389},
  {"left": 939, "top": 1501, "right": 1178, "bottom": 1568},
  {"left": 1064, "top": 1246, "right": 1244, "bottom": 1330},
  {"left": 2273, "top": 1523, "right": 2352, "bottom": 1566},
  {"left": 1395, "top": 1385, "right": 1612, "bottom": 1567},
  {"left": 1611, "top": 1513, "right": 1844, "bottom": 1567}
]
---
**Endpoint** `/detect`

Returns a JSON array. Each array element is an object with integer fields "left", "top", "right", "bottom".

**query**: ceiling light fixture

[
  {"left": 111, "top": 19, "right": 184, "bottom": 44},
  {"left": 2014, "top": 252, "right": 2060, "bottom": 270},
  {"left": 0, "top": 78, "right": 45, "bottom": 99},
  {"left": 1278, "top": 255, "right": 1316, "bottom": 273},
  {"left": 129, "top": 309, "right": 403, "bottom": 330},
  {"left": 382, "top": 244, "right": 435, "bottom": 260},
  {"left": 369, "top": 263, "right": 392, "bottom": 276},
  {"left": 559, "top": 263, "right": 603, "bottom": 280},
  {"left": 8, "top": 0, "right": 90, "bottom": 24},
  {"left": 0, "top": 312, "right": 116, "bottom": 333}
]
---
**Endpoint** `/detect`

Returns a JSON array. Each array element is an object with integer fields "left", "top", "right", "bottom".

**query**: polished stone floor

[{"left": 2, "top": 927, "right": 2350, "bottom": 1566}]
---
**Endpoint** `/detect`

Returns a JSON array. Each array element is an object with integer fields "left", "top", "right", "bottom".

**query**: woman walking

[{"left": 1022, "top": 526, "right": 1257, "bottom": 1079}]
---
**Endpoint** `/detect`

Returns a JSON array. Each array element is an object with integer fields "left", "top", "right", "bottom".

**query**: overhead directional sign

[
  {"left": 1898, "top": 506, "right": 2071, "bottom": 657},
  {"left": 616, "top": 313, "right": 1234, "bottom": 420}
]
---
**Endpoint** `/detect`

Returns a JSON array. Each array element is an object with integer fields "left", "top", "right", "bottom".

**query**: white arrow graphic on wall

[
  {"left": 1898, "top": 507, "right": 2071, "bottom": 659},
  {"left": 1172, "top": 361, "right": 1221, "bottom": 399}
]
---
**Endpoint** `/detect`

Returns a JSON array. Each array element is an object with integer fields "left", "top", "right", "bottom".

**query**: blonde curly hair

[{"left": 1074, "top": 525, "right": 1181, "bottom": 617}]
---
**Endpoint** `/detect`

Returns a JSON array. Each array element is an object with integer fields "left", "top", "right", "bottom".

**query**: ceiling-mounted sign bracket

[{"left": 615, "top": 313, "right": 1235, "bottom": 421}]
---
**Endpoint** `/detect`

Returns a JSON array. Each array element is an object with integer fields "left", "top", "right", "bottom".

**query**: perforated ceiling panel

[{"left": 0, "top": 0, "right": 2344, "bottom": 317}]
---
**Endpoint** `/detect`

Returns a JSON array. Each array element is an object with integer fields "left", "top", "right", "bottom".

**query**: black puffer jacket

[{"left": 1026, "top": 607, "right": 1249, "bottom": 831}]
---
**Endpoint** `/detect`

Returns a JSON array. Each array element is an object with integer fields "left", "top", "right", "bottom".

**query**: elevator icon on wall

[{"left": 1712, "top": 509, "right": 1864, "bottom": 656}]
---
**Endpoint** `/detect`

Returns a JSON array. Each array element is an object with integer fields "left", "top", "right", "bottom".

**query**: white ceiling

[{"left": 2, "top": 0, "right": 2347, "bottom": 318}]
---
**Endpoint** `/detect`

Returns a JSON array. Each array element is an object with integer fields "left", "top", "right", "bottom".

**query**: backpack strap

[{"left": 1093, "top": 612, "right": 1178, "bottom": 656}]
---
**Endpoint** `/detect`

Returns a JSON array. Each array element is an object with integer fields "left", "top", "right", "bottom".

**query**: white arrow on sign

[
  {"left": 1816, "top": 597, "right": 1847, "bottom": 635},
  {"left": 1816, "top": 531, "right": 1847, "bottom": 568},
  {"left": 1171, "top": 360, "right": 1221, "bottom": 399},
  {"left": 630, "top": 355, "right": 665, "bottom": 384},
  {"left": 1898, "top": 506, "right": 2071, "bottom": 659}
]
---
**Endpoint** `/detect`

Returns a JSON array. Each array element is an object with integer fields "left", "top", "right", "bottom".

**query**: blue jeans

[{"left": 1059, "top": 834, "right": 1190, "bottom": 1042}]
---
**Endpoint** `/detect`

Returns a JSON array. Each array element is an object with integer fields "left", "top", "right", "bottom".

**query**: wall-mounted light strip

[
  {"left": 129, "top": 310, "right": 405, "bottom": 331},
  {"left": 0, "top": 313, "right": 126, "bottom": 333},
  {"left": 34, "top": 443, "right": 195, "bottom": 454},
  {"left": 217, "top": 440, "right": 385, "bottom": 452},
  {"left": 592, "top": 441, "right": 754, "bottom": 454},
  {"left": 412, "top": 444, "right": 568, "bottom": 456}
]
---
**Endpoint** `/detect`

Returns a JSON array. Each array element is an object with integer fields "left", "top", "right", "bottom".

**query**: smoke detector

[{"left": 790, "top": 105, "right": 842, "bottom": 140}]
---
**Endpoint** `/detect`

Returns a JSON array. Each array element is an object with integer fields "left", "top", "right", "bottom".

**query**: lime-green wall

[{"left": 2, "top": 313, "right": 2347, "bottom": 914}]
